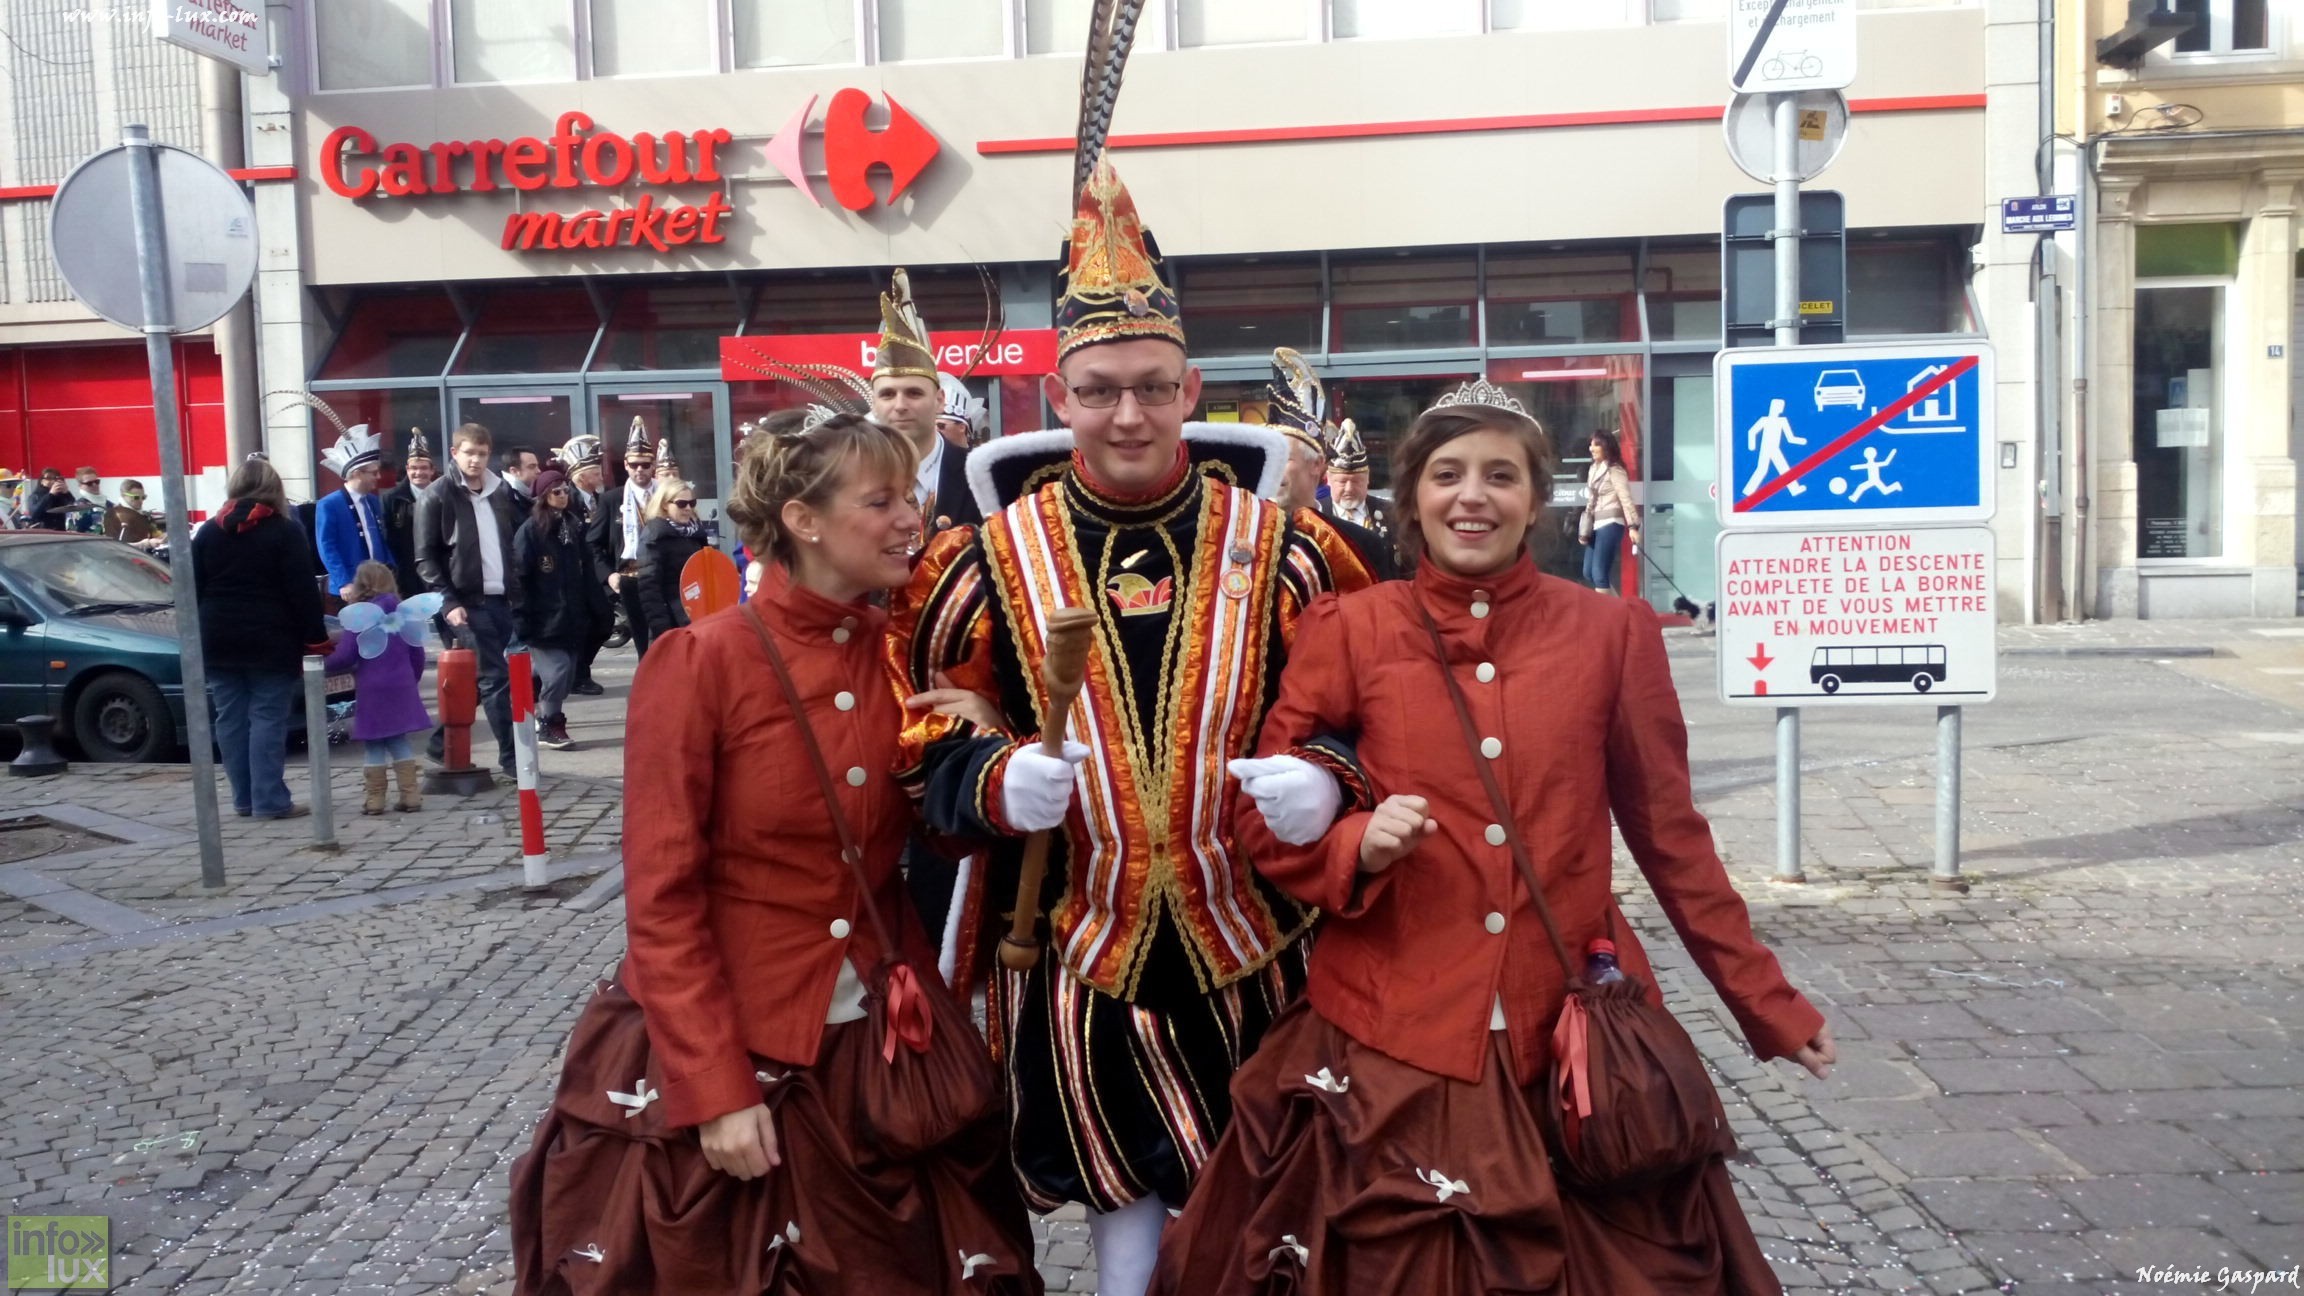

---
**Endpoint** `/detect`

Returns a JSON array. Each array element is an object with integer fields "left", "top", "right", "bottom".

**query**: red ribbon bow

[
  {"left": 1552, "top": 994, "right": 1595, "bottom": 1143},
  {"left": 881, "top": 963, "right": 934, "bottom": 1062}
]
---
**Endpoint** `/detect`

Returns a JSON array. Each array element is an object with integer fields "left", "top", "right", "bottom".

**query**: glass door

[
  {"left": 1641, "top": 351, "right": 1719, "bottom": 618},
  {"left": 1486, "top": 355, "right": 1646, "bottom": 593},
  {"left": 593, "top": 385, "right": 729, "bottom": 548},
  {"left": 2132, "top": 283, "right": 2226, "bottom": 560},
  {"left": 451, "top": 387, "right": 579, "bottom": 478}
]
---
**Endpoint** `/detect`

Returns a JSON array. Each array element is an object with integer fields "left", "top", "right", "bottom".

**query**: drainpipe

[{"left": 201, "top": 58, "right": 260, "bottom": 463}]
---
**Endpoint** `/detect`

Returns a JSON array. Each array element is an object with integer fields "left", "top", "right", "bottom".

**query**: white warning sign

[{"left": 1714, "top": 525, "right": 1997, "bottom": 707}]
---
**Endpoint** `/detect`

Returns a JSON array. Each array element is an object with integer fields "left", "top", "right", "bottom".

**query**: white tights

[{"left": 1087, "top": 1194, "right": 1167, "bottom": 1296}]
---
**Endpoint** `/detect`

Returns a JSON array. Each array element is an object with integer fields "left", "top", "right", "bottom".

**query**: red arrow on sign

[{"left": 1748, "top": 643, "right": 1775, "bottom": 671}]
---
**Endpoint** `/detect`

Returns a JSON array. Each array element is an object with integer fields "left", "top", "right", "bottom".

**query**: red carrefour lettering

[{"left": 320, "top": 125, "right": 378, "bottom": 199}]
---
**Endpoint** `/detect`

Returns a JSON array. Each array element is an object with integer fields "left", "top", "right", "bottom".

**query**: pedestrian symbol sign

[{"left": 1714, "top": 341, "right": 1995, "bottom": 528}]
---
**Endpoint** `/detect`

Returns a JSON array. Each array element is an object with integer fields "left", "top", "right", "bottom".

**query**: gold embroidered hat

[
  {"left": 1263, "top": 347, "right": 1330, "bottom": 458},
  {"left": 1056, "top": 156, "right": 1184, "bottom": 361},
  {"left": 874, "top": 267, "right": 939, "bottom": 382},
  {"left": 1328, "top": 419, "right": 1371, "bottom": 475}
]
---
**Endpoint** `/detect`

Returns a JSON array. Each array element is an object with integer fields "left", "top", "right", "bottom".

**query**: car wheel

[
  {"left": 73, "top": 671, "right": 172, "bottom": 762},
  {"left": 1914, "top": 674, "right": 1934, "bottom": 694},
  {"left": 1819, "top": 674, "right": 1841, "bottom": 694}
]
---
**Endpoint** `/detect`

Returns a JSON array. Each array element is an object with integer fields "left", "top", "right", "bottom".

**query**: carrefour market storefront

[{"left": 289, "top": 7, "right": 1988, "bottom": 611}]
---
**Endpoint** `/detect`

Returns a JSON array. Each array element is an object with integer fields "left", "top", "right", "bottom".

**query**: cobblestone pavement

[{"left": 1, "top": 622, "right": 2299, "bottom": 1295}]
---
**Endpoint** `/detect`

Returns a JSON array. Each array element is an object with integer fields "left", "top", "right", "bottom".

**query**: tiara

[
  {"left": 1424, "top": 378, "right": 1529, "bottom": 417},
  {"left": 798, "top": 405, "right": 841, "bottom": 435}
]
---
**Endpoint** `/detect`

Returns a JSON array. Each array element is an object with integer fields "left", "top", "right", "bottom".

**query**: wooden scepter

[{"left": 997, "top": 606, "right": 1100, "bottom": 972}]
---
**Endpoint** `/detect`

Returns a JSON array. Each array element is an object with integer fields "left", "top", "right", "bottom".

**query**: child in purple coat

[{"left": 325, "top": 562, "right": 437, "bottom": 814}]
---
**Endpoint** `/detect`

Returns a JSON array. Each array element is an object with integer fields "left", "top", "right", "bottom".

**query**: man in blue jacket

[{"left": 314, "top": 424, "right": 393, "bottom": 601}]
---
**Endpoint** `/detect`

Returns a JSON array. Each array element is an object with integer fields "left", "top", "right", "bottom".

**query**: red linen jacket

[
  {"left": 621, "top": 570, "right": 932, "bottom": 1129},
  {"left": 1239, "top": 558, "right": 1825, "bottom": 1085}
]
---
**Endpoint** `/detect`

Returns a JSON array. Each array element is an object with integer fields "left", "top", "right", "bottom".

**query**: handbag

[
  {"left": 741, "top": 601, "right": 1000, "bottom": 1161},
  {"left": 1417, "top": 605, "right": 1733, "bottom": 1190}
]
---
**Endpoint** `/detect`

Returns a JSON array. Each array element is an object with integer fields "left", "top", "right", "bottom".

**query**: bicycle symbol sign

[{"left": 1729, "top": 0, "right": 1855, "bottom": 94}]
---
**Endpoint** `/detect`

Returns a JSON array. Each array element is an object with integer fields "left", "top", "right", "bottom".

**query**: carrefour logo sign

[{"left": 318, "top": 94, "right": 942, "bottom": 253}]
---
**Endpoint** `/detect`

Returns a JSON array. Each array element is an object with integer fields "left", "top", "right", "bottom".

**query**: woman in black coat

[
  {"left": 634, "top": 478, "right": 710, "bottom": 640},
  {"left": 191, "top": 457, "right": 328, "bottom": 818},
  {"left": 514, "top": 470, "right": 610, "bottom": 750}
]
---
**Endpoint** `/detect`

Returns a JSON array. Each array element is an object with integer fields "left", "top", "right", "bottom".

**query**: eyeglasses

[
  {"left": 1067, "top": 381, "right": 1183, "bottom": 410},
  {"left": 669, "top": 498, "right": 697, "bottom": 509}
]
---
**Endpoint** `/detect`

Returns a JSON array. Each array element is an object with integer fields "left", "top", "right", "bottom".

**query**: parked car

[{"left": 0, "top": 532, "right": 187, "bottom": 760}]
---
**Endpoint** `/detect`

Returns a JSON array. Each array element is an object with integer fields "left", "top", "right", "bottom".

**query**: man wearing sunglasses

[
  {"left": 889, "top": 155, "right": 1375, "bottom": 1296},
  {"left": 610, "top": 430, "right": 657, "bottom": 658}
]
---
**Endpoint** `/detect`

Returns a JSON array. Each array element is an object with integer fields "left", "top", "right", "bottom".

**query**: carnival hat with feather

[
  {"left": 1264, "top": 348, "right": 1333, "bottom": 458},
  {"left": 555, "top": 434, "right": 603, "bottom": 470},
  {"left": 1055, "top": 2, "right": 1181, "bottom": 361},
  {"left": 272, "top": 391, "right": 382, "bottom": 480},
  {"left": 875, "top": 268, "right": 940, "bottom": 382},
  {"left": 405, "top": 428, "right": 435, "bottom": 465}
]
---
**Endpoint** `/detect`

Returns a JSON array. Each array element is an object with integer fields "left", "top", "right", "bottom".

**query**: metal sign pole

[
  {"left": 1769, "top": 93, "right": 1805, "bottom": 885},
  {"left": 125, "top": 123, "right": 227, "bottom": 888},
  {"left": 1935, "top": 705, "right": 1966, "bottom": 890}
]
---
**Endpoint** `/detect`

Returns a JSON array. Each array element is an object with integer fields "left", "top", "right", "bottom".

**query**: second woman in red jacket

[
  {"left": 1154, "top": 386, "right": 1836, "bottom": 1296},
  {"left": 508, "top": 412, "right": 1038, "bottom": 1295}
]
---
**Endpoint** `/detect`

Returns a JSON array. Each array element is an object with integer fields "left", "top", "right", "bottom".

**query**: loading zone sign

[
  {"left": 1716, "top": 341, "right": 1995, "bottom": 529},
  {"left": 1714, "top": 525, "right": 1997, "bottom": 707}
]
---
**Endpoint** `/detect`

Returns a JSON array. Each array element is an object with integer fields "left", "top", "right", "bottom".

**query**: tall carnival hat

[
  {"left": 405, "top": 428, "right": 434, "bottom": 465},
  {"left": 1327, "top": 419, "right": 1372, "bottom": 475},
  {"left": 874, "top": 268, "right": 939, "bottom": 382},
  {"left": 1264, "top": 347, "right": 1331, "bottom": 458},
  {"left": 1054, "top": 2, "right": 1180, "bottom": 361},
  {"left": 555, "top": 434, "right": 603, "bottom": 470},
  {"left": 654, "top": 437, "right": 677, "bottom": 475},
  {"left": 318, "top": 424, "right": 383, "bottom": 479},
  {"left": 937, "top": 372, "right": 988, "bottom": 438}
]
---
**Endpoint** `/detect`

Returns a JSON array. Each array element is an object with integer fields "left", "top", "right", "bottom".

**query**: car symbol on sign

[{"left": 1813, "top": 369, "right": 1866, "bottom": 411}]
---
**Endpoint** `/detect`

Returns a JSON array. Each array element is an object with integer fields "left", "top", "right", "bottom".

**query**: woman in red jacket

[
  {"left": 509, "top": 412, "right": 1038, "bottom": 1295},
  {"left": 1153, "top": 385, "right": 1836, "bottom": 1296}
]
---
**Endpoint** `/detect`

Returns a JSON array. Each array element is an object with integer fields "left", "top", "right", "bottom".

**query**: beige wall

[
  {"left": 294, "top": 9, "right": 1987, "bottom": 286},
  {"left": 2085, "top": 0, "right": 2304, "bottom": 134}
]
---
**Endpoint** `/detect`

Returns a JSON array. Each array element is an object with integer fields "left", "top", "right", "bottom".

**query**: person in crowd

[
  {"left": 323, "top": 561, "right": 433, "bottom": 815},
  {"left": 936, "top": 373, "right": 990, "bottom": 449},
  {"left": 415, "top": 422, "right": 525, "bottom": 778},
  {"left": 508, "top": 412, "right": 1038, "bottom": 1296},
  {"left": 503, "top": 445, "right": 543, "bottom": 522},
  {"left": 1323, "top": 419, "right": 1397, "bottom": 545},
  {"left": 383, "top": 432, "right": 437, "bottom": 598},
  {"left": 24, "top": 467, "right": 72, "bottom": 530},
  {"left": 315, "top": 425, "right": 396, "bottom": 601},
  {"left": 1154, "top": 385, "right": 1835, "bottom": 1295},
  {"left": 612, "top": 429, "right": 657, "bottom": 659},
  {"left": 65, "top": 467, "right": 108, "bottom": 533},
  {"left": 888, "top": 145, "right": 1375, "bottom": 1295},
  {"left": 514, "top": 468, "right": 608, "bottom": 751},
  {"left": 635, "top": 476, "right": 711, "bottom": 641},
  {"left": 1579, "top": 428, "right": 1640, "bottom": 594},
  {"left": 102, "top": 480, "right": 162, "bottom": 549},
  {"left": 555, "top": 434, "right": 612, "bottom": 697},
  {"left": 191, "top": 457, "right": 328, "bottom": 820},
  {"left": 1265, "top": 349, "right": 1395, "bottom": 581},
  {"left": 866, "top": 270, "right": 981, "bottom": 540}
]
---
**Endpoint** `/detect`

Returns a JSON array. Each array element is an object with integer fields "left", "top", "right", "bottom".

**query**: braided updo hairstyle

[{"left": 724, "top": 410, "right": 919, "bottom": 567}]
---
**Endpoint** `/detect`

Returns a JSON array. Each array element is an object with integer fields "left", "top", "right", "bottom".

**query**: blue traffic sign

[
  {"left": 2001, "top": 196, "right": 2077, "bottom": 234},
  {"left": 1714, "top": 341, "right": 1996, "bottom": 528}
]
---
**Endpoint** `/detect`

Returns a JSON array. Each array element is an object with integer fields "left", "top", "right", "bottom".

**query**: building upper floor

[{"left": 2077, "top": 0, "right": 2304, "bottom": 137}]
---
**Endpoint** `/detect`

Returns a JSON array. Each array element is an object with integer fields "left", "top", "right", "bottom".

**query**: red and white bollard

[{"left": 508, "top": 651, "right": 549, "bottom": 890}]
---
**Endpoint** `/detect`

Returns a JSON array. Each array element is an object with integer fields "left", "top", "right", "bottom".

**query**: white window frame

[
  {"left": 1328, "top": 0, "right": 1482, "bottom": 39},
  {"left": 2123, "top": 0, "right": 2303, "bottom": 82},
  {"left": 873, "top": 0, "right": 1017, "bottom": 65},
  {"left": 443, "top": 0, "right": 584, "bottom": 86},
  {"left": 2130, "top": 273, "right": 2242, "bottom": 568},
  {"left": 1165, "top": 0, "right": 1323, "bottom": 49},
  {"left": 302, "top": 0, "right": 442, "bottom": 94},
  {"left": 583, "top": 0, "right": 721, "bottom": 79}
]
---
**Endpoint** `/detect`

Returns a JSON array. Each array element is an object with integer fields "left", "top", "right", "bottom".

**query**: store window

[
  {"left": 452, "top": 0, "right": 576, "bottom": 83},
  {"left": 1487, "top": 355, "right": 1644, "bottom": 584},
  {"left": 2172, "top": 0, "right": 2271, "bottom": 53},
  {"left": 316, "top": 0, "right": 432, "bottom": 90},
  {"left": 1178, "top": 0, "right": 1307, "bottom": 46},
  {"left": 1649, "top": 0, "right": 1724, "bottom": 18},
  {"left": 2131, "top": 285, "right": 2226, "bottom": 561},
  {"left": 881, "top": 0, "right": 1006, "bottom": 61},
  {"left": 733, "top": 0, "right": 857, "bottom": 68},
  {"left": 1485, "top": 249, "right": 1638, "bottom": 346},
  {"left": 317, "top": 289, "right": 466, "bottom": 381},
  {"left": 1027, "top": 0, "right": 1090, "bottom": 51},
  {"left": 591, "top": 0, "right": 711, "bottom": 76},
  {"left": 746, "top": 271, "right": 882, "bottom": 336},
  {"left": 1334, "top": 0, "right": 1476, "bottom": 38},
  {"left": 1848, "top": 235, "right": 1971, "bottom": 336},
  {"left": 453, "top": 286, "right": 600, "bottom": 374},
  {"left": 1175, "top": 257, "right": 1323, "bottom": 357},
  {"left": 1642, "top": 244, "right": 1722, "bottom": 341},
  {"left": 2137, "top": 222, "right": 2240, "bottom": 278},
  {"left": 594, "top": 282, "right": 742, "bottom": 372},
  {"left": 1492, "top": 0, "right": 1639, "bottom": 28},
  {"left": 1331, "top": 253, "right": 1477, "bottom": 352},
  {"left": 602, "top": 391, "right": 722, "bottom": 512}
]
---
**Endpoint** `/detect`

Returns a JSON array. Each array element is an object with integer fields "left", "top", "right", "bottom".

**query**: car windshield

[{"left": 0, "top": 540, "right": 174, "bottom": 613}]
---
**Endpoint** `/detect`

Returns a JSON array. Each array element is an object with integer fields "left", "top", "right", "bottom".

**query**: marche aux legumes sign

[{"left": 318, "top": 93, "right": 942, "bottom": 254}]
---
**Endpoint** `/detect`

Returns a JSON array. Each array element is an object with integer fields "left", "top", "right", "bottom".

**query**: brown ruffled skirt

[
  {"left": 1151, "top": 1001, "right": 1782, "bottom": 1296},
  {"left": 509, "top": 979, "right": 1041, "bottom": 1295}
]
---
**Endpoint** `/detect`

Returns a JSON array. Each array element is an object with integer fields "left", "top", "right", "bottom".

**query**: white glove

[
  {"left": 1228, "top": 755, "right": 1343, "bottom": 846},
  {"left": 1001, "top": 741, "right": 1090, "bottom": 833}
]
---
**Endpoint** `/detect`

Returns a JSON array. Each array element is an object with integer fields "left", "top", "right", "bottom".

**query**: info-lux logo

[{"left": 7, "top": 1216, "right": 110, "bottom": 1290}]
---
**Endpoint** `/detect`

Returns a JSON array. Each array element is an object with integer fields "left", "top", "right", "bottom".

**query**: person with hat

[
  {"left": 1265, "top": 349, "right": 1395, "bottom": 581},
  {"left": 556, "top": 434, "right": 614, "bottom": 696},
  {"left": 613, "top": 425, "right": 659, "bottom": 659},
  {"left": 868, "top": 269, "right": 981, "bottom": 540},
  {"left": 1324, "top": 418, "right": 1397, "bottom": 545},
  {"left": 316, "top": 425, "right": 395, "bottom": 601},
  {"left": 885, "top": 24, "right": 1376, "bottom": 1292},
  {"left": 383, "top": 431, "right": 438, "bottom": 598}
]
